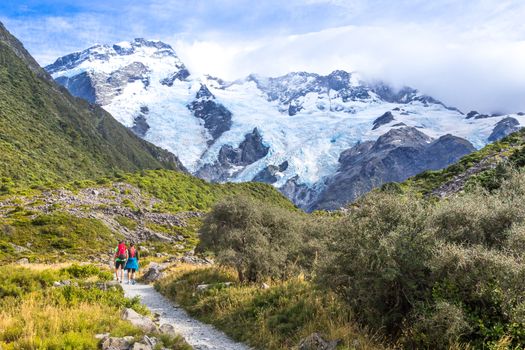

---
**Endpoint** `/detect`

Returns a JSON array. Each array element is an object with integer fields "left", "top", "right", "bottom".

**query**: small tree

[{"left": 199, "top": 195, "right": 302, "bottom": 282}]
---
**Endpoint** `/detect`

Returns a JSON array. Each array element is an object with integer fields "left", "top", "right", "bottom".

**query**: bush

[
  {"left": 199, "top": 196, "right": 304, "bottom": 282},
  {"left": 319, "top": 192, "right": 433, "bottom": 335}
]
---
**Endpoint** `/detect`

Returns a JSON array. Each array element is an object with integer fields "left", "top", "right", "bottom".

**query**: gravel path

[{"left": 123, "top": 283, "right": 250, "bottom": 350}]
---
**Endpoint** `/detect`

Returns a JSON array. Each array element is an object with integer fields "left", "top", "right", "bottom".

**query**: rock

[
  {"left": 372, "top": 111, "right": 394, "bottom": 130},
  {"left": 260, "top": 283, "right": 270, "bottom": 290},
  {"left": 101, "top": 336, "right": 134, "bottom": 350},
  {"left": 196, "top": 282, "right": 232, "bottom": 292},
  {"left": 95, "top": 333, "right": 110, "bottom": 339},
  {"left": 298, "top": 332, "right": 340, "bottom": 350},
  {"left": 310, "top": 127, "right": 475, "bottom": 211},
  {"left": 16, "top": 258, "right": 29, "bottom": 265},
  {"left": 10, "top": 243, "right": 29, "bottom": 253},
  {"left": 53, "top": 281, "right": 62, "bottom": 287},
  {"left": 196, "top": 284, "right": 210, "bottom": 292},
  {"left": 122, "top": 308, "right": 158, "bottom": 333},
  {"left": 159, "top": 323, "right": 177, "bottom": 336},
  {"left": 488, "top": 117, "right": 521, "bottom": 142},
  {"left": 188, "top": 84, "right": 232, "bottom": 142},
  {"left": 142, "top": 263, "right": 168, "bottom": 283},
  {"left": 131, "top": 343, "right": 151, "bottom": 350}
]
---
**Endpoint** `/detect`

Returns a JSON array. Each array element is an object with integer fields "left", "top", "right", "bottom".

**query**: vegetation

[
  {"left": 400, "top": 129, "right": 525, "bottom": 195},
  {"left": 121, "top": 169, "right": 296, "bottom": 212},
  {"left": 0, "top": 264, "right": 189, "bottom": 349},
  {"left": 0, "top": 211, "right": 122, "bottom": 263},
  {"left": 156, "top": 265, "right": 383, "bottom": 350},
  {"left": 189, "top": 169, "right": 525, "bottom": 349}
]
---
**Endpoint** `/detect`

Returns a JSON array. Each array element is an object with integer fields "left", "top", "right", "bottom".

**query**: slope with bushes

[
  {"left": 399, "top": 128, "right": 525, "bottom": 196},
  {"left": 163, "top": 168, "right": 525, "bottom": 349},
  {"left": 0, "top": 169, "right": 295, "bottom": 263}
]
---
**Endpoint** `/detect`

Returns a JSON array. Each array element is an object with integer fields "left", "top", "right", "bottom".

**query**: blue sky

[{"left": 1, "top": 0, "right": 525, "bottom": 113}]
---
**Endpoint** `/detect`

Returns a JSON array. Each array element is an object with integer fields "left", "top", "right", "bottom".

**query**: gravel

[{"left": 123, "top": 283, "right": 251, "bottom": 350}]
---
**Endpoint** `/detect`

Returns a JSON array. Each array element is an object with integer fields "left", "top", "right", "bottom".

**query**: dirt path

[{"left": 123, "top": 283, "right": 251, "bottom": 350}]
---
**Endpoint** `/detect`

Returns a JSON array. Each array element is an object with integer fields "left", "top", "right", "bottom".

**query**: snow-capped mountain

[{"left": 46, "top": 39, "right": 525, "bottom": 210}]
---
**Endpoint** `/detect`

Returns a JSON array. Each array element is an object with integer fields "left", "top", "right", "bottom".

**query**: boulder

[
  {"left": 159, "top": 323, "right": 177, "bottom": 336},
  {"left": 298, "top": 333, "right": 340, "bottom": 350},
  {"left": 101, "top": 336, "right": 134, "bottom": 350},
  {"left": 130, "top": 335, "right": 158, "bottom": 350},
  {"left": 122, "top": 308, "right": 157, "bottom": 333},
  {"left": 16, "top": 258, "right": 29, "bottom": 265},
  {"left": 141, "top": 263, "right": 168, "bottom": 283}
]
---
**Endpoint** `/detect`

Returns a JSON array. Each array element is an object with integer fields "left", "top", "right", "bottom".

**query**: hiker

[
  {"left": 114, "top": 240, "right": 128, "bottom": 283},
  {"left": 125, "top": 242, "right": 139, "bottom": 285}
]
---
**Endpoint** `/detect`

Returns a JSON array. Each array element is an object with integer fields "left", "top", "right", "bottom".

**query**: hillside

[
  {"left": 0, "top": 22, "right": 184, "bottom": 186},
  {"left": 393, "top": 128, "right": 525, "bottom": 196}
]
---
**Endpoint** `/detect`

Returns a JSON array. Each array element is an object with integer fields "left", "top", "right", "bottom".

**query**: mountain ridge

[{"left": 46, "top": 37, "right": 525, "bottom": 209}]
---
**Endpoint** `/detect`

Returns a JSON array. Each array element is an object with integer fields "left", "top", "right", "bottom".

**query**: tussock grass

[
  {"left": 0, "top": 264, "right": 189, "bottom": 349},
  {"left": 156, "top": 265, "right": 386, "bottom": 350}
]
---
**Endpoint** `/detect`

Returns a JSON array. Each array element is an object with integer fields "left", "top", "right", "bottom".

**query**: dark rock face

[
  {"left": 131, "top": 106, "right": 150, "bottom": 137},
  {"left": 55, "top": 72, "right": 97, "bottom": 104},
  {"left": 372, "top": 111, "right": 395, "bottom": 130},
  {"left": 188, "top": 84, "right": 232, "bottom": 143},
  {"left": 196, "top": 128, "right": 270, "bottom": 182},
  {"left": 488, "top": 117, "right": 521, "bottom": 142},
  {"left": 253, "top": 161, "right": 289, "bottom": 184},
  {"left": 280, "top": 176, "right": 320, "bottom": 209},
  {"left": 160, "top": 68, "right": 190, "bottom": 86},
  {"left": 310, "top": 127, "right": 475, "bottom": 211},
  {"left": 218, "top": 128, "right": 269, "bottom": 166},
  {"left": 54, "top": 62, "right": 150, "bottom": 105}
]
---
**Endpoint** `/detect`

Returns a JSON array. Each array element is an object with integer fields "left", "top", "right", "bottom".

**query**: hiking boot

[{"left": 132, "top": 280, "right": 136, "bottom": 285}]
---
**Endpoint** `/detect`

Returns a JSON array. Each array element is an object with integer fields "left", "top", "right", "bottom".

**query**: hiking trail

[{"left": 123, "top": 283, "right": 250, "bottom": 350}]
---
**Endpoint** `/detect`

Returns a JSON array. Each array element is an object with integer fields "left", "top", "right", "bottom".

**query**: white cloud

[{"left": 2, "top": 0, "right": 525, "bottom": 113}]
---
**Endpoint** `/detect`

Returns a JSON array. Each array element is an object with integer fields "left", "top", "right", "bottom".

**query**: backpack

[
  {"left": 116, "top": 243, "right": 127, "bottom": 260},
  {"left": 128, "top": 247, "right": 136, "bottom": 258}
]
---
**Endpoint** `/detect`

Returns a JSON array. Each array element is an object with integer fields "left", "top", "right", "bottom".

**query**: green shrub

[{"left": 199, "top": 196, "right": 304, "bottom": 282}]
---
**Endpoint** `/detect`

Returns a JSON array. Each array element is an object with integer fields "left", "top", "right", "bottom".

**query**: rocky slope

[{"left": 47, "top": 38, "right": 525, "bottom": 210}]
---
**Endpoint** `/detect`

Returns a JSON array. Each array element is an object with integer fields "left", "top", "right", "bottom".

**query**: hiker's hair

[
  {"left": 130, "top": 242, "right": 135, "bottom": 247},
  {"left": 119, "top": 240, "right": 124, "bottom": 244}
]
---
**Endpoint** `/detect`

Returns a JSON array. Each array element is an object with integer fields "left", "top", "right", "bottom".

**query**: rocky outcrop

[
  {"left": 219, "top": 128, "right": 269, "bottom": 166},
  {"left": 280, "top": 176, "right": 320, "bottom": 210},
  {"left": 188, "top": 84, "right": 232, "bottom": 143},
  {"left": 372, "top": 111, "right": 395, "bottom": 130},
  {"left": 131, "top": 106, "right": 151, "bottom": 137},
  {"left": 311, "top": 127, "right": 475, "bottom": 211},
  {"left": 488, "top": 117, "right": 521, "bottom": 142},
  {"left": 196, "top": 128, "right": 270, "bottom": 182},
  {"left": 253, "top": 161, "right": 289, "bottom": 184},
  {"left": 55, "top": 72, "right": 98, "bottom": 104},
  {"left": 160, "top": 68, "right": 190, "bottom": 86}
]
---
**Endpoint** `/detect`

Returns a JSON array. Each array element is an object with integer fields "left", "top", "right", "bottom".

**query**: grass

[
  {"left": 0, "top": 211, "right": 122, "bottom": 263},
  {"left": 156, "top": 265, "right": 385, "bottom": 350},
  {"left": 121, "top": 169, "right": 297, "bottom": 213},
  {"left": 0, "top": 264, "right": 190, "bottom": 350}
]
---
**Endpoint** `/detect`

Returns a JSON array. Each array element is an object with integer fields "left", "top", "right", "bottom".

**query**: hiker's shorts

[{"left": 115, "top": 260, "right": 125, "bottom": 269}]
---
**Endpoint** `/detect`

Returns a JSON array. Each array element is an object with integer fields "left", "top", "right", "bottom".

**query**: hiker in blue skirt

[{"left": 125, "top": 242, "right": 139, "bottom": 284}]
